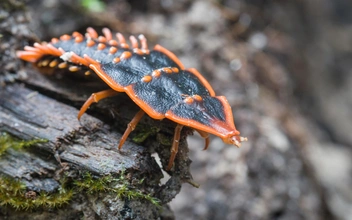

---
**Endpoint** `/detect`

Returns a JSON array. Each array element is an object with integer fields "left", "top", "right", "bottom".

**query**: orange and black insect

[{"left": 17, "top": 27, "right": 247, "bottom": 170}]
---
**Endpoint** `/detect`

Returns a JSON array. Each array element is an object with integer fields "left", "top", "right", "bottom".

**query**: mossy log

[
  {"left": 0, "top": 81, "right": 188, "bottom": 219},
  {"left": 0, "top": 1, "right": 194, "bottom": 218}
]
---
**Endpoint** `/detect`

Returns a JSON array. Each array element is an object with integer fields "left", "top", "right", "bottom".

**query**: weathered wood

[
  {"left": 22, "top": 68, "right": 194, "bottom": 180},
  {"left": 0, "top": 83, "right": 182, "bottom": 219},
  {"left": 0, "top": 148, "right": 60, "bottom": 192},
  {"left": 0, "top": 84, "right": 155, "bottom": 172}
]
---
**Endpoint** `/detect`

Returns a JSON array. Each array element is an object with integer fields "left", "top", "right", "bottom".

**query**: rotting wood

[{"left": 0, "top": 83, "right": 182, "bottom": 219}]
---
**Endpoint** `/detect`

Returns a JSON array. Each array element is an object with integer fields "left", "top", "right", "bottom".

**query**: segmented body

[{"left": 17, "top": 27, "right": 247, "bottom": 170}]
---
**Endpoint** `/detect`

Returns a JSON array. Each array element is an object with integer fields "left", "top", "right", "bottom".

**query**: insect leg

[
  {"left": 78, "top": 89, "right": 119, "bottom": 120},
  {"left": 118, "top": 109, "right": 145, "bottom": 149},
  {"left": 195, "top": 129, "right": 210, "bottom": 150},
  {"left": 166, "top": 124, "right": 184, "bottom": 170}
]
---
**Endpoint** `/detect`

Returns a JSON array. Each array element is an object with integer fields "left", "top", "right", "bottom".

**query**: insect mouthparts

[{"left": 233, "top": 136, "right": 248, "bottom": 148}]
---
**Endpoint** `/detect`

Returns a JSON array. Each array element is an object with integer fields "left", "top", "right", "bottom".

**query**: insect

[{"left": 17, "top": 27, "right": 247, "bottom": 170}]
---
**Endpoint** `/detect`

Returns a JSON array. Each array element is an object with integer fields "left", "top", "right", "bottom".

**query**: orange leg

[
  {"left": 78, "top": 89, "right": 119, "bottom": 120},
  {"left": 195, "top": 129, "right": 210, "bottom": 150},
  {"left": 166, "top": 124, "right": 184, "bottom": 170},
  {"left": 118, "top": 109, "right": 145, "bottom": 149}
]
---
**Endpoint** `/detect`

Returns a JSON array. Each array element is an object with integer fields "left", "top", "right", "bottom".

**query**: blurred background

[{"left": 5, "top": 0, "right": 352, "bottom": 219}]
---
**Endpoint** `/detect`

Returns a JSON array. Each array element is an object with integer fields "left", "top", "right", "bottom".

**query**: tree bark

[{"left": 0, "top": 79, "right": 183, "bottom": 219}]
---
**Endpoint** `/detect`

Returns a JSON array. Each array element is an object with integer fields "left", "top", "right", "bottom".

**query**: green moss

[
  {"left": 0, "top": 176, "right": 73, "bottom": 210},
  {"left": 74, "top": 172, "right": 161, "bottom": 207},
  {"left": 156, "top": 133, "right": 173, "bottom": 146},
  {"left": 0, "top": 171, "right": 160, "bottom": 211},
  {"left": 0, "top": 132, "right": 48, "bottom": 156},
  {"left": 74, "top": 172, "right": 111, "bottom": 194},
  {"left": 132, "top": 126, "right": 160, "bottom": 144},
  {"left": 0, "top": 133, "right": 160, "bottom": 210}
]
